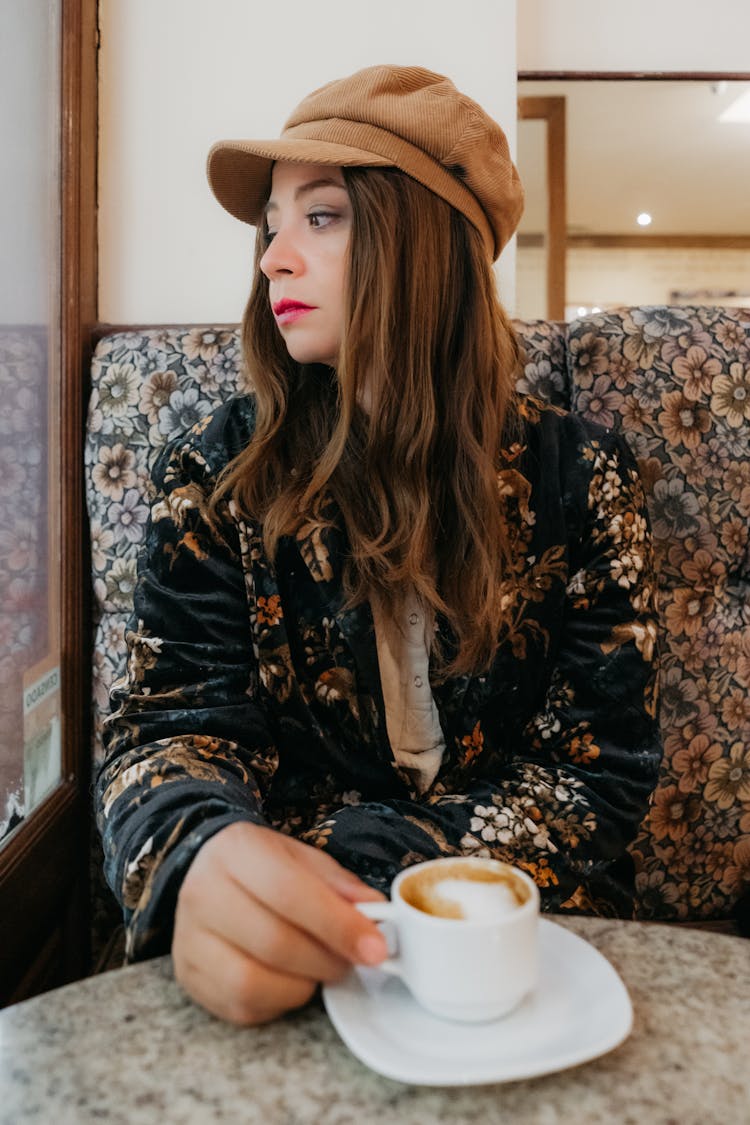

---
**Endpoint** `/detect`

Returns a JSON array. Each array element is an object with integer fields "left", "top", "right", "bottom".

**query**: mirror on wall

[{"left": 515, "top": 79, "right": 750, "bottom": 321}]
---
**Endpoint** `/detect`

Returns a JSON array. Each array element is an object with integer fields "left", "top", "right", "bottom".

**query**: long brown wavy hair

[{"left": 212, "top": 167, "right": 523, "bottom": 680}]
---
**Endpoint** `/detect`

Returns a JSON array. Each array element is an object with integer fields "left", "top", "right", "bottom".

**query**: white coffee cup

[{"left": 357, "top": 857, "right": 540, "bottom": 1022}]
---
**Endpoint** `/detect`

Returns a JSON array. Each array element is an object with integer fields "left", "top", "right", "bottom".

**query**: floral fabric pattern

[
  {"left": 90, "top": 322, "right": 660, "bottom": 960},
  {"left": 86, "top": 328, "right": 250, "bottom": 734},
  {"left": 86, "top": 308, "right": 749, "bottom": 944},
  {"left": 515, "top": 319, "right": 569, "bottom": 408},
  {"left": 567, "top": 306, "right": 750, "bottom": 922},
  {"left": 86, "top": 323, "right": 564, "bottom": 769}
]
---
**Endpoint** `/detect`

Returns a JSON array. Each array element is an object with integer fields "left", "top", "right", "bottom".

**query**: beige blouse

[{"left": 370, "top": 590, "right": 446, "bottom": 793}]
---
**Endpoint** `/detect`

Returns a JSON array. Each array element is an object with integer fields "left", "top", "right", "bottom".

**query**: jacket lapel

[{"left": 292, "top": 497, "right": 392, "bottom": 758}]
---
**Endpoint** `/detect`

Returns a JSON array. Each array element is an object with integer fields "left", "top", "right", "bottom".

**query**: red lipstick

[{"left": 273, "top": 299, "right": 315, "bottom": 325}]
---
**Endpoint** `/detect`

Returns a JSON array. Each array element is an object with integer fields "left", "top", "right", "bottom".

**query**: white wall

[
  {"left": 518, "top": 0, "right": 750, "bottom": 72},
  {"left": 98, "top": 0, "right": 518, "bottom": 324},
  {"left": 101, "top": 1, "right": 750, "bottom": 324}
]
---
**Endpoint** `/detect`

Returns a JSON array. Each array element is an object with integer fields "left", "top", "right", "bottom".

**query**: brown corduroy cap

[{"left": 206, "top": 64, "right": 524, "bottom": 262}]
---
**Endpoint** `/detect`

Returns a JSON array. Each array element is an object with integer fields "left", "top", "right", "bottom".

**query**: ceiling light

[
  {"left": 637, "top": 212, "right": 652, "bottom": 227},
  {"left": 719, "top": 91, "right": 750, "bottom": 122}
]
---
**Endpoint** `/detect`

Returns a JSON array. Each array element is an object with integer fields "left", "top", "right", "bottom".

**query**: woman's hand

[{"left": 172, "top": 821, "right": 388, "bottom": 1025}]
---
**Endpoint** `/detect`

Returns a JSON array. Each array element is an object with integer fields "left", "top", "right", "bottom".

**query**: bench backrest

[{"left": 86, "top": 307, "right": 750, "bottom": 926}]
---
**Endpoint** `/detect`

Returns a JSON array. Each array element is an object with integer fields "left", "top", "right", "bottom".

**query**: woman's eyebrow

[{"left": 264, "top": 178, "right": 348, "bottom": 216}]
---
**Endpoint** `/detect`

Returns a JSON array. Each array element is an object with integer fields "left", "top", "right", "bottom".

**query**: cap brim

[{"left": 206, "top": 138, "right": 393, "bottom": 226}]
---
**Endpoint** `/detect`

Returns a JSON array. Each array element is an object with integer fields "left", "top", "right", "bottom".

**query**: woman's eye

[
  {"left": 262, "top": 229, "right": 277, "bottom": 246},
  {"left": 308, "top": 210, "right": 337, "bottom": 229}
]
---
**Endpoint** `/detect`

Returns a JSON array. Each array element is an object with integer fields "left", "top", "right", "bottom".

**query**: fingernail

[{"left": 357, "top": 934, "right": 387, "bottom": 965}]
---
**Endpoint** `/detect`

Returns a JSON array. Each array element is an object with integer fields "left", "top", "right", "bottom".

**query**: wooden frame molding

[
  {"left": 518, "top": 71, "right": 750, "bottom": 82},
  {"left": 519, "top": 234, "right": 750, "bottom": 251},
  {"left": 0, "top": 0, "right": 98, "bottom": 1006},
  {"left": 518, "top": 95, "right": 567, "bottom": 320},
  {"left": 61, "top": 0, "right": 98, "bottom": 793},
  {"left": 568, "top": 234, "right": 750, "bottom": 251}
]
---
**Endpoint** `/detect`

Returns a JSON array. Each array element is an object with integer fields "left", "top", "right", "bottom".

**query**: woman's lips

[{"left": 273, "top": 300, "right": 315, "bottom": 325}]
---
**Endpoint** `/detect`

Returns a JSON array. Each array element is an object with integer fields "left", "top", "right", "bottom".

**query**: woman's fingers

[
  {"left": 287, "top": 833, "right": 387, "bottom": 903},
  {"left": 173, "top": 925, "right": 317, "bottom": 1026},
  {"left": 218, "top": 824, "right": 388, "bottom": 966},
  {"left": 172, "top": 821, "right": 390, "bottom": 1027},
  {"left": 179, "top": 859, "right": 350, "bottom": 983}
]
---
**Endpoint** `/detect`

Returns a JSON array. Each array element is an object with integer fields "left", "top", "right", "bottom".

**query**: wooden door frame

[
  {"left": 517, "top": 95, "right": 567, "bottom": 321},
  {"left": 0, "top": 0, "right": 97, "bottom": 1005}
]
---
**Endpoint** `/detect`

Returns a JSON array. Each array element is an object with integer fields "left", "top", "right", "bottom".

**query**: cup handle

[{"left": 354, "top": 901, "right": 401, "bottom": 975}]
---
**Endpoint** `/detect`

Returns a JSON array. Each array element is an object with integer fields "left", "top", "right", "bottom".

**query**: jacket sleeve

[{"left": 95, "top": 417, "right": 278, "bottom": 961}]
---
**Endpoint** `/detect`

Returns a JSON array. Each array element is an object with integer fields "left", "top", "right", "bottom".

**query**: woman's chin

[{"left": 286, "top": 347, "right": 338, "bottom": 369}]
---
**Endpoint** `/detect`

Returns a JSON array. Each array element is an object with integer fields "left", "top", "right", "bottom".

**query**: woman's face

[{"left": 260, "top": 161, "right": 351, "bottom": 368}]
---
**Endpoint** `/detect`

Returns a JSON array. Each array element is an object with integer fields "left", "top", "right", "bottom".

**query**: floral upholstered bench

[{"left": 85, "top": 306, "right": 750, "bottom": 958}]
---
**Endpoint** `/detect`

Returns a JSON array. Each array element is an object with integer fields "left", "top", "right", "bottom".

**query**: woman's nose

[{"left": 260, "top": 227, "right": 303, "bottom": 279}]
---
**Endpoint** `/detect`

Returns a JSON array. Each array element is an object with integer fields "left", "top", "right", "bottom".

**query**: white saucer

[{"left": 322, "top": 918, "right": 632, "bottom": 1086}]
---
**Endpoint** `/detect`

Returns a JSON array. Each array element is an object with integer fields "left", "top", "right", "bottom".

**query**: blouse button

[
  {"left": 409, "top": 612, "right": 419, "bottom": 625},
  {"left": 414, "top": 675, "right": 423, "bottom": 688}
]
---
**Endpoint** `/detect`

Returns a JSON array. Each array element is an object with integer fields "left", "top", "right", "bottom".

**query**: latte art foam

[
  {"left": 428, "top": 877, "right": 520, "bottom": 921},
  {"left": 399, "top": 859, "right": 529, "bottom": 920}
]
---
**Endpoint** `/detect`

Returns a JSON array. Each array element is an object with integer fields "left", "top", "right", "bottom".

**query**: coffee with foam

[
  {"left": 357, "top": 857, "right": 540, "bottom": 1020},
  {"left": 399, "top": 859, "right": 530, "bottom": 921}
]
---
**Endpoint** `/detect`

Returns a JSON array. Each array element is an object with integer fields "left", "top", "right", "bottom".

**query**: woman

[{"left": 96, "top": 64, "right": 661, "bottom": 1025}]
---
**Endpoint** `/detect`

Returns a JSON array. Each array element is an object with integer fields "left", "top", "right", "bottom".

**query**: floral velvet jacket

[{"left": 96, "top": 394, "right": 662, "bottom": 961}]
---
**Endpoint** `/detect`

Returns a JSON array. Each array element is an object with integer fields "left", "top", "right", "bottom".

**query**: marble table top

[{"left": 1, "top": 916, "right": 748, "bottom": 1125}]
